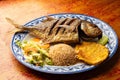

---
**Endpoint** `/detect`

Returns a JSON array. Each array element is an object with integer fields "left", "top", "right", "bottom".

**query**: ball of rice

[{"left": 48, "top": 44, "right": 78, "bottom": 66}]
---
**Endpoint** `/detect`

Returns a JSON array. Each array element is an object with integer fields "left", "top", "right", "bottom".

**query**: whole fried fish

[{"left": 6, "top": 16, "right": 102, "bottom": 44}]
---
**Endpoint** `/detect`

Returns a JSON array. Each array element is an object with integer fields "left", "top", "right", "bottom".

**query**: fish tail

[
  {"left": 6, "top": 17, "right": 23, "bottom": 29},
  {"left": 7, "top": 28, "right": 22, "bottom": 34},
  {"left": 6, "top": 17, "right": 24, "bottom": 34}
]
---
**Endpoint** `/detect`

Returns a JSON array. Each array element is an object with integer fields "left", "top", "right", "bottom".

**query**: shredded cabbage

[{"left": 16, "top": 39, "right": 53, "bottom": 66}]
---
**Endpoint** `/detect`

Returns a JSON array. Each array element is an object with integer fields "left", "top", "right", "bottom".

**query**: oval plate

[{"left": 11, "top": 13, "right": 118, "bottom": 74}]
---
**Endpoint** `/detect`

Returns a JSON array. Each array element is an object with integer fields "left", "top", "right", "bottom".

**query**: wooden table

[{"left": 0, "top": 0, "right": 120, "bottom": 80}]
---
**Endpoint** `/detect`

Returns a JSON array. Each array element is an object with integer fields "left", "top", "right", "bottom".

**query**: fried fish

[{"left": 6, "top": 16, "right": 102, "bottom": 44}]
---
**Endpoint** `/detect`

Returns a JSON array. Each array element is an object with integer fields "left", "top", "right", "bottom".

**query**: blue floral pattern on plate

[{"left": 11, "top": 13, "right": 118, "bottom": 74}]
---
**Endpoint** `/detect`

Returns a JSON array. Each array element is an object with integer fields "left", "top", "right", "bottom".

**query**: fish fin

[
  {"left": 6, "top": 17, "right": 23, "bottom": 29},
  {"left": 42, "top": 16, "right": 56, "bottom": 22},
  {"left": 46, "top": 16, "right": 55, "bottom": 20}
]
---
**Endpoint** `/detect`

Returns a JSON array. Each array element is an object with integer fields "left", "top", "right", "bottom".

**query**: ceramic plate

[{"left": 11, "top": 13, "right": 118, "bottom": 74}]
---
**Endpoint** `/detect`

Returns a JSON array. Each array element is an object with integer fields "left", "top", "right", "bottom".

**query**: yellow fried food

[{"left": 75, "top": 42, "right": 109, "bottom": 65}]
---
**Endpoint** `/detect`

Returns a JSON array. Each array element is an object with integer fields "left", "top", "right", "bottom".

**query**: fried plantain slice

[{"left": 75, "top": 42, "right": 109, "bottom": 65}]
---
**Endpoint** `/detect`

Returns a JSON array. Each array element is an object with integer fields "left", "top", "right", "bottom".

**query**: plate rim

[{"left": 11, "top": 13, "right": 118, "bottom": 74}]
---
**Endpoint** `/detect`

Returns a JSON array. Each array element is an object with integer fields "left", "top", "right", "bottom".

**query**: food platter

[{"left": 11, "top": 13, "right": 118, "bottom": 74}]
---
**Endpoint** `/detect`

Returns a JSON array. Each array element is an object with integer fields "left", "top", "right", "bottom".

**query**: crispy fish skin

[
  {"left": 50, "top": 18, "right": 67, "bottom": 35},
  {"left": 44, "top": 18, "right": 81, "bottom": 43},
  {"left": 57, "top": 18, "right": 73, "bottom": 34},
  {"left": 6, "top": 16, "right": 102, "bottom": 44}
]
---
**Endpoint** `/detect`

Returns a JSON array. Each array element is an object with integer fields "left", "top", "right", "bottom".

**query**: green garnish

[
  {"left": 15, "top": 40, "right": 22, "bottom": 48},
  {"left": 45, "top": 58, "right": 53, "bottom": 65},
  {"left": 98, "top": 35, "right": 109, "bottom": 45}
]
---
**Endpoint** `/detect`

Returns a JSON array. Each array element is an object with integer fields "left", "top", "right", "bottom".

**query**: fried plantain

[{"left": 75, "top": 42, "right": 109, "bottom": 65}]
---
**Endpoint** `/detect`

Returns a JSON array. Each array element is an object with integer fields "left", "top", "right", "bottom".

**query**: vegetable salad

[{"left": 16, "top": 38, "right": 53, "bottom": 66}]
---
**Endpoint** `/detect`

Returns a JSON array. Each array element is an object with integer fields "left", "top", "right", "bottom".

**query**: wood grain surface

[{"left": 0, "top": 0, "right": 120, "bottom": 80}]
